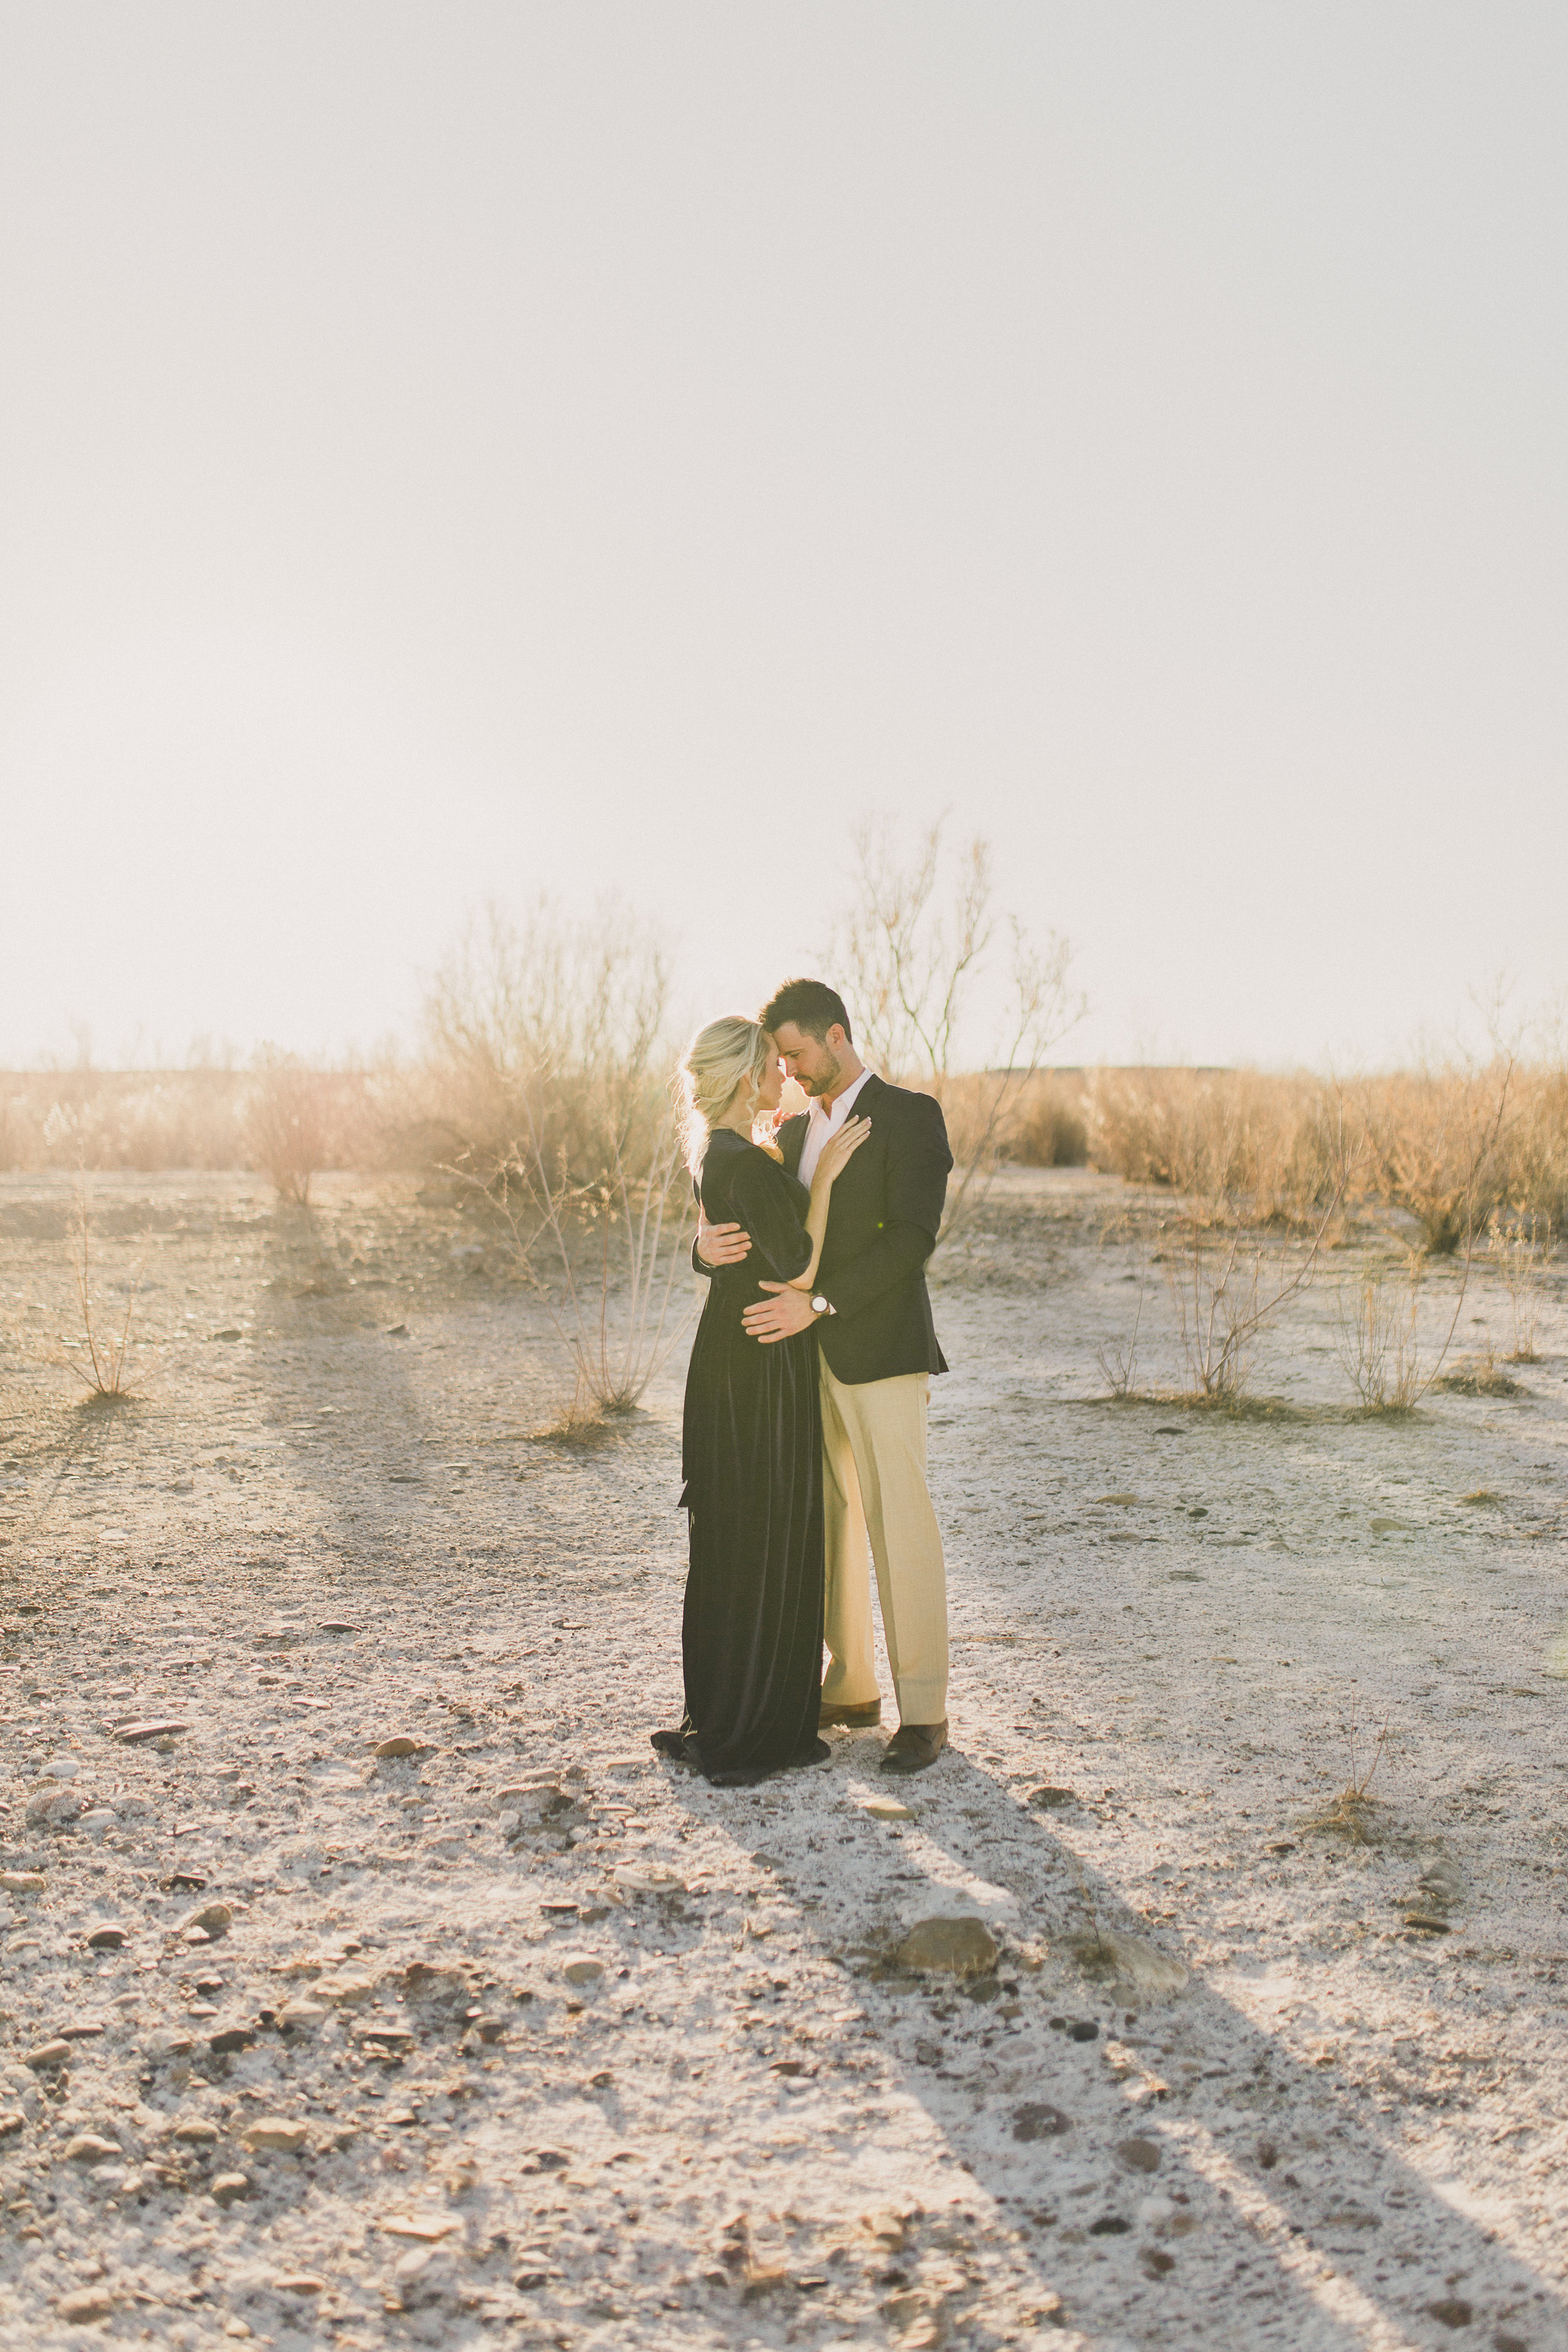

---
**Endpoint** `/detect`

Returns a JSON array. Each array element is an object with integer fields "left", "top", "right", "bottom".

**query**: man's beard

[{"left": 805, "top": 1047, "right": 842, "bottom": 1098}]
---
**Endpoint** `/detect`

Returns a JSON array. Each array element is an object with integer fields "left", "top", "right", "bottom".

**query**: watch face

[{"left": 812, "top": 1295, "right": 827, "bottom": 1313}]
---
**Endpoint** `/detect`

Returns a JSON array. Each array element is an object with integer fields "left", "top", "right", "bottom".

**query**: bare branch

[{"left": 824, "top": 812, "right": 1084, "bottom": 1246}]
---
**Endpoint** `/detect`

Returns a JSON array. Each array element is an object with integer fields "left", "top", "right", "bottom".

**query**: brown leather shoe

[
  {"left": 879, "top": 1719, "right": 948, "bottom": 1774},
  {"left": 817, "top": 1695, "right": 882, "bottom": 1729}
]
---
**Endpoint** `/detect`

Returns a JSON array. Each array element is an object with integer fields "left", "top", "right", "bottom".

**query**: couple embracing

[{"left": 654, "top": 978, "right": 954, "bottom": 1789}]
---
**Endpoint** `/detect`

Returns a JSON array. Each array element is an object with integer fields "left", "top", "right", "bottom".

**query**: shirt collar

[{"left": 807, "top": 1066, "right": 874, "bottom": 1122}]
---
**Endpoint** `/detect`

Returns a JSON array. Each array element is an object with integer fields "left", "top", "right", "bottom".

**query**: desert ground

[{"left": 1, "top": 1167, "right": 1565, "bottom": 2352}]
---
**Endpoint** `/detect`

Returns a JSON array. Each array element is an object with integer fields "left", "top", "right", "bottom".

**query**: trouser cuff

[
  {"left": 893, "top": 1681, "right": 948, "bottom": 1725},
  {"left": 822, "top": 1670, "right": 880, "bottom": 1706}
]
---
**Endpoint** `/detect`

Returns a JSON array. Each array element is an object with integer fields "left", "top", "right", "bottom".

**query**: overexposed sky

[{"left": 2, "top": 4, "right": 1564, "bottom": 1071}]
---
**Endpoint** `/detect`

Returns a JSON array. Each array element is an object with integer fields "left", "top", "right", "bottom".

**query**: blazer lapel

[
  {"left": 824, "top": 1078, "right": 879, "bottom": 1195},
  {"left": 780, "top": 1077, "right": 884, "bottom": 1186},
  {"left": 779, "top": 1114, "right": 808, "bottom": 1177}
]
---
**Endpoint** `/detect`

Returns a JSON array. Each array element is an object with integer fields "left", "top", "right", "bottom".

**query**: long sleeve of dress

[
  {"left": 723, "top": 1151, "right": 813, "bottom": 1284},
  {"left": 691, "top": 1172, "right": 711, "bottom": 1278}
]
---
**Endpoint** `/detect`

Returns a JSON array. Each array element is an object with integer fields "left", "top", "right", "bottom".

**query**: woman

[{"left": 657, "top": 1016, "right": 870, "bottom": 1787}]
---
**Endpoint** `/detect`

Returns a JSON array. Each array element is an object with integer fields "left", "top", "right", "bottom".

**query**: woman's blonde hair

[{"left": 675, "top": 1015, "right": 770, "bottom": 1173}]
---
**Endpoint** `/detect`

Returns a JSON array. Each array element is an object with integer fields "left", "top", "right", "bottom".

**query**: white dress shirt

[{"left": 797, "top": 1066, "right": 875, "bottom": 1188}]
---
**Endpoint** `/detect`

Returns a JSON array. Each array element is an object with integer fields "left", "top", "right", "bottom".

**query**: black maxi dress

[{"left": 672, "top": 1129, "right": 826, "bottom": 1784}]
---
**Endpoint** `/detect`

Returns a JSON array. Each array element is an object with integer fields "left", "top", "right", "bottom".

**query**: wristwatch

[{"left": 810, "top": 1294, "right": 835, "bottom": 1316}]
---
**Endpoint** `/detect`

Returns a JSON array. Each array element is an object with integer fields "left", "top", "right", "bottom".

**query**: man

[{"left": 695, "top": 978, "right": 954, "bottom": 1774}]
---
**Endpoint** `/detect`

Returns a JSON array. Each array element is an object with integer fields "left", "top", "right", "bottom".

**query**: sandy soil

[{"left": 1, "top": 1167, "right": 1565, "bottom": 2352}]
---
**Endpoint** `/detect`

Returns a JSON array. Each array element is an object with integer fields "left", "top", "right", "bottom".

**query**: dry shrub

[
  {"left": 484, "top": 1113, "right": 694, "bottom": 1434},
  {"left": 422, "top": 899, "right": 689, "bottom": 1434},
  {"left": 996, "top": 1071, "right": 1090, "bottom": 1167},
  {"left": 61, "top": 1184, "right": 142, "bottom": 1401},
  {"left": 1431, "top": 1351, "right": 1525, "bottom": 1398},
  {"left": 1501, "top": 1064, "right": 1568, "bottom": 1231},
  {"left": 245, "top": 1051, "right": 369, "bottom": 1205},
  {"left": 1335, "top": 1264, "right": 1423, "bottom": 1410},
  {"left": 1167, "top": 1227, "right": 1264, "bottom": 1401},
  {"left": 1086, "top": 1055, "right": 1568, "bottom": 1254},
  {"left": 1359, "top": 1061, "right": 1515, "bottom": 1254},
  {"left": 1085, "top": 1072, "right": 1350, "bottom": 1404},
  {"left": 1086, "top": 1068, "right": 1345, "bottom": 1227},
  {"left": 1086, "top": 1060, "right": 1546, "bottom": 1408},
  {"left": 1167, "top": 1205, "right": 1345, "bottom": 1402},
  {"left": 1303, "top": 1701, "right": 1394, "bottom": 1843},
  {"left": 1488, "top": 1210, "right": 1550, "bottom": 1360},
  {"left": 0, "top": 1064, "right": 376, "bottom": 1184},
  {"left": 0, "top": 1069, "right": 250, "bottom": 1172},
  {"left": 416, "top": 896, "right": 672, "bottom": 1190},
  {"left": 930, "top": 1069, "right": 1088, "bottom": 1170},
  {"left": 825, "top": 815, "right": 1084, "bottom": 1237},
  {"left": 1094, "top": 1197, "right": 1152, "bottom": 1396}
]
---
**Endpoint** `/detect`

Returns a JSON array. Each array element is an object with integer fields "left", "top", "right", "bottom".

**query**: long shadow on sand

[
  {"left": 664, "top": 1741, "right": 1560, "bottom": 2352},
  {"left": 248, "top": 1205, "right": 444, "bottom": 1576}
]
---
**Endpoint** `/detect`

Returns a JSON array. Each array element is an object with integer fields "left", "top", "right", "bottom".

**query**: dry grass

[
  {"left": 0, "top": 1068, "right": 251, "bottom": 1172},
  {"left": 827, "top": 815, "right": 1084, "bottom": 1237},
  {"left": 1303, "top": 1703, "right": 1395, "bottom": 1845},
  {"left": 1074, "top": 1091, "right": 1356, "bottom": 1406},
  {"left": 421, "top": 899, "right": 694, "bottom": 1435},
  {"left": 1431, "top": 1353, "right": 1526, "bottom": 1399},
  {"left": 1304, "top": 1788, "right": 1389, "bottom": 1845},
  {"left": 1094, "top": 1195, "right": 1153, "bottom": 1397},
  {"left": 0, "top": 1064, "right": 374, "bottom": 1185},
  {"left": 1085, "top": 1067, "right": 1347, "bottom": 1226},
  {"left": 916, "top": 1068, "right": 1090, "bottom": 1173},
  {"left": 1087, "top": 1059, "right": 1567, "bottom": 1248},
  {"left": 245, "top": 1050, "right": 369, "bottom": 1205},
  {"left": 984, "top": 1070, "right": 1090, "bottom": 1167},
  {"left": 475, "top": 1108, "right": 694, "bottom": 1435},
  {"left": 60, "top": 1184, "right": 142, "bottom": 1401},
  {"left": 14, "top": 1049, "right": 1564, "bottom": 1266},
  {"left": 1335, "top": 1263, "right": 1424, "bottom": 1411},
  {"left": 415, "top": 896, "right": 673, "bottom": 1194},
  {"left": 1488, "top": 1209, "right": 1552, "bottom": 1360},
  {"left": 1362, "top": 1060, "right": 1515, "bottom": 1254},
  {"left": 1081, "top": 1054, "right": 1565, "bottom": 1411},
  {"left": 1505, "top": 1064, "right": 1568, "bottom": 1229},
  {"left": 8, "top": 898, "right": 1563, "bottom": 1377},
  {"left": 1165, "top": 1189, "right": 1346, "bottom": 1402},
  {"left": 529, "top": 1375, "right": 625, "bottom": 1447}
]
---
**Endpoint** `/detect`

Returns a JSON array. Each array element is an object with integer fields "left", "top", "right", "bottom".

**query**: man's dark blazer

[
  {"left": 697, "top": 1074, "right": 953, "bottom": 1386},
  {"left": 783, "top": 1074, "right": 952, "bottom": 1384}
]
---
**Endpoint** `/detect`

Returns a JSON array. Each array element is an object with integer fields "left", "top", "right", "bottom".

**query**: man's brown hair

[{"left": 758, "top": 978, "right": 853, "bottom": 1045}]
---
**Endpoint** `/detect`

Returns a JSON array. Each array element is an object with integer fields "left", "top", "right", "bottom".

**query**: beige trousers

[{"left": 818, "top": 1360, "right": 949, "bottom": 1725}]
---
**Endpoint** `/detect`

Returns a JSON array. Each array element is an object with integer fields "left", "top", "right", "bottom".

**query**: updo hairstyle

[{"left": 675, "top": 1016, "right": 771, "bottom": 1173}]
